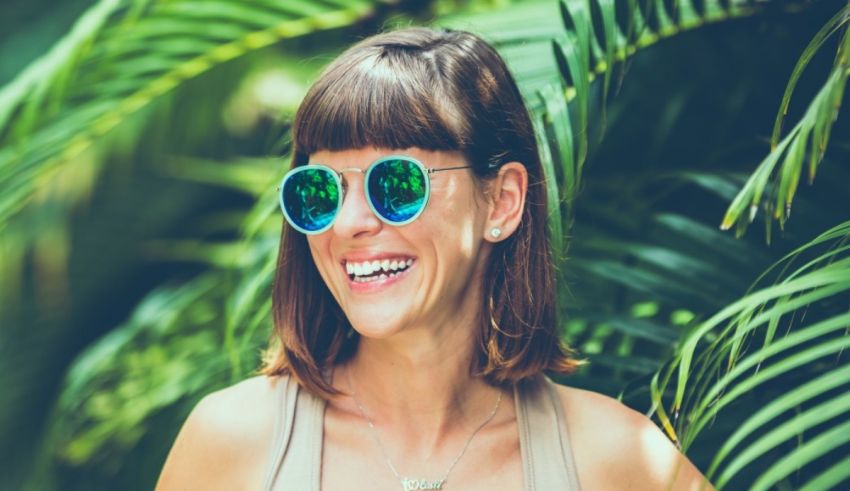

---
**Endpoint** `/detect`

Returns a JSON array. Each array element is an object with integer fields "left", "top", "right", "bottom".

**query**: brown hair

[{"left": 261, "top": 27, "right": 582, "bottom": 398}]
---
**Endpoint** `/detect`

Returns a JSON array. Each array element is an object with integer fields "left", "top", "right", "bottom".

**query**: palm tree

[{"left": 1, "top": 0, "right": 847, "bottom": 489}]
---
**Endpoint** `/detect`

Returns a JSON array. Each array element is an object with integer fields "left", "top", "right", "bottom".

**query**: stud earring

[{"left": 490, "top": 227, "right": 502, "bottom": 239}]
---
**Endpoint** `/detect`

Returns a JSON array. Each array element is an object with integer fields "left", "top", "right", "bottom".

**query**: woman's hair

[{"left": 261, "top": 26, "right": 582, "bottom": 398}]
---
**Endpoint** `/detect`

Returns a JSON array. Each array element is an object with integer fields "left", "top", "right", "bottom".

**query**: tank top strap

[
  {"left": 262, "top": 374, "right": 326, "bottom": 491},
  {"left": 514, "top": 374, "right": 582, "bottom": 491}
]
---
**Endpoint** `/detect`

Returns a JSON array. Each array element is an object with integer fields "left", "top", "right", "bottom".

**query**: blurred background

[{"left": 1, "top": 0, "right": 849, "bottom": 489}]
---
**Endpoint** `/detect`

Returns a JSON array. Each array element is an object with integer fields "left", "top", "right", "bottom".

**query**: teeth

[{"left": 345, "top": 257, "right": 414, "bottom": 278}]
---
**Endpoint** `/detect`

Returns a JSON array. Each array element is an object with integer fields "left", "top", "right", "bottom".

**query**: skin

[{"left": 156, "top": 147, "right": 715, "bottom": 491}]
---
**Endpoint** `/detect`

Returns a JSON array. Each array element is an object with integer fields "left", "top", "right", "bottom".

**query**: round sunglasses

[{"left": 278, "top": 155, "right": 472, "bottom": 234}]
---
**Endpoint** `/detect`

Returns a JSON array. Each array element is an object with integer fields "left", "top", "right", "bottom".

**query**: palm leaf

[
  {"left": 721, "top": 14, "right": 850, "bottom": 238},
  {"left": 0, "top": 0, "right": 391, "bottom": 230},
  {"left": 647, "top": 221, "right": 850, "bottom": 487}
]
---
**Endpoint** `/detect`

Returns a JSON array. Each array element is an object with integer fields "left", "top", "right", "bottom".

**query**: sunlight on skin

[
  {"left": 640, "top": 423, "right": 681, "bottom": 487},
  {"left": 441, "top": 175, "right": 478, "bottom": 264},
  {"left": 638, "top": 423, "right": 714, "bottom": 491}
]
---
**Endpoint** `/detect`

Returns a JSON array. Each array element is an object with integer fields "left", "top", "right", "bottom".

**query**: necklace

[{"left": 345, "top": 365, "right": 503, "bottom": 491}]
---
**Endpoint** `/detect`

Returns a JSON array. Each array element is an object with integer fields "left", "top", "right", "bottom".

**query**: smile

[
  {"left": 345, "top": 257, "right": 414, "bottom": 283},
  {"left": 345, "top": 257, "right": 413, "bottom": 283}
]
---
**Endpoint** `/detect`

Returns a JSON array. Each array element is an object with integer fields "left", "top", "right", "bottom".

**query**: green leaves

[
  {"left": 53, "top": 276, "right": 234, "bottom": 467},
  {"left": 721, "top": 9, "right": 850, "bottom": 239},
  {"left": 0, "top": 0, "right": 384, "bottom": 230},
  {"left": 522, "top": 0, "right": 780, "bottom": 253},
  {"left": 646, "top": 222, "right": 850, "bottom": 487}
]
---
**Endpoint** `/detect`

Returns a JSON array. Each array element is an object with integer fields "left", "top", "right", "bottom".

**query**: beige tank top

[{"left": 261, "top": 373, "right": 582, "bottom": 490}]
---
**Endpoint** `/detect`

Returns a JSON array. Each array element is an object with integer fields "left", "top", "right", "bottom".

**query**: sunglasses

[{"left": 278, "top": 155, "right": 472, "bottom": 234}]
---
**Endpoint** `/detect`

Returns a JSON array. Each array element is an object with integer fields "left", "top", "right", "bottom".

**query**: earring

[{"left": 489, "top": 227, "right": 502, "bottom": 239}]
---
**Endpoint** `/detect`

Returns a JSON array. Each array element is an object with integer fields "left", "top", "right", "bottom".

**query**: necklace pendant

[{"left": 401, "top": 478, "right": 445, "bottom": 490}]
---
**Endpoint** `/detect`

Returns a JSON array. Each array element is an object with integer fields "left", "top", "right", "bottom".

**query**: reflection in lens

[
  {"left": 368, "top": 159, "right": 426, "bottom": 223},
  {"left": 282, "top": 167, "right": 339, "bottom": 232}
]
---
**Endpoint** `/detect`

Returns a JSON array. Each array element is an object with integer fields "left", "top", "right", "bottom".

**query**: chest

[
  {"left": 320, "top": 417, "right": 524, "bottom": 491},
  {"left": 262, "top": 376, "right": 584, "bottom": 490}
]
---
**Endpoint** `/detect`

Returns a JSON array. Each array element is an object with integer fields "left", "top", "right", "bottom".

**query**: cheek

[
  {"left": 306, "top": 236, "right": 333, "bottom": 280},
  {"left": 425, "top": 192, "right": 485, "bottom": 261}
]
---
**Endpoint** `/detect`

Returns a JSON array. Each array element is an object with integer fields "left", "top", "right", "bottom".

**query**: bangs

[{"left": 293, "top": 50, "right": 467, "bottom": 160}]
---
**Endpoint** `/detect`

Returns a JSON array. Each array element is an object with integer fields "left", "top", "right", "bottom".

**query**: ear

[{"left": 484, "top": 162, "right": 527, "bottom": 242}]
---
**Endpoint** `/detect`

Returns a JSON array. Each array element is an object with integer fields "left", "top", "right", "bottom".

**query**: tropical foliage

[{"left": 1, "top": 0, "right": 848, "bottom": 489}]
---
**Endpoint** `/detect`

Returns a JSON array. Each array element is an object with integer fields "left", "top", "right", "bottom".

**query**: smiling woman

[{"left": 155, "top": 27, "right": 714, "bottom": 491}]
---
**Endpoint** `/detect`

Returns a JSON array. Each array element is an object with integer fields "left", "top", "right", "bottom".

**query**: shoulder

[
  {"left": 155, "top": 375, "right": 287, "bottom": 491},
  {"left": 549, "top": 381, "right": 714, "bottom": 491}
]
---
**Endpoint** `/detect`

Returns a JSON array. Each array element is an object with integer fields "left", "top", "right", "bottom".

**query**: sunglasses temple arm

[{"left": 429, "top": 165, "right": 474, "bottom": 174}]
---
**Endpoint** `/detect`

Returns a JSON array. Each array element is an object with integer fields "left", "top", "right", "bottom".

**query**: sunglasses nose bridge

[
  {"left": 336, "top": 167, "right": 366, "bottom": 191},
  {"left": 335, "top": 167, "right": 366, "bottom": 200}
]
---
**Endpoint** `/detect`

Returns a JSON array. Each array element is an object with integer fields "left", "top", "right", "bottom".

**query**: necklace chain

[{"left": 345, "top": 365, "right": 503, "bottom": 491}]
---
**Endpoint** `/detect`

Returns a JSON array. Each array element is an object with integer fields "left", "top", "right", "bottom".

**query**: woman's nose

[{"left": 332, "top": 176, "right": 382, "bottom": 238}]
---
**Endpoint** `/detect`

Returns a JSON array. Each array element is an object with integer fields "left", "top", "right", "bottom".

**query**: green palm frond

[
  {"left": 648, "top": 220, "right": 850, "bottom": 488},
  {"left": 0, "top": 0, "right": 394, "bottom": 230},
  {"left": 495, "top": 0, "right": 848, "bottom": 255},
  {"left": 50, "top": 243, "right": 275, "bottom": 469},
  {"left": 721, "top": 11, "right": 850, "bottom": 239},
  {"left": 547, "top": 0, "right": 767, "bottom": 193},
  {"left": 0, "top": 0, "right": 127, "bottom": 137}
]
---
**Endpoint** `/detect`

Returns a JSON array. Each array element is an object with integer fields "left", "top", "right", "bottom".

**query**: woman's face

[{"left": 305, "top": 147, "right": 493, "bottom": 339}]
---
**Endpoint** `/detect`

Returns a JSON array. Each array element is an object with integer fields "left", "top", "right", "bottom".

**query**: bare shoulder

[
  {"left": 551, "top": 383, "right": 715, "bottom": 491},
  {"left": 155, "top": 375, "right": 286, "bottom": 491}
]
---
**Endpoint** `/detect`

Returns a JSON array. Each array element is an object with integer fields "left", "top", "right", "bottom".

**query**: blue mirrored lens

[
  {"left": 368, "top": 159, "right": 427, "bottom": 223},
  {"left": 281, "top": 167, "right": 340, "bottom": 232}
]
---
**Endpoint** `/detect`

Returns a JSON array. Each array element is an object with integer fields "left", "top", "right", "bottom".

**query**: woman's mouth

[{"left": 343, "top": 257, "right": 416, "bottom": 291}]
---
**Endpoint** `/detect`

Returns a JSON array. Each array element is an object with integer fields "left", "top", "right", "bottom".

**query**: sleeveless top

[{"left": 261, "top": 374, "right": 582, "bottom": 490}]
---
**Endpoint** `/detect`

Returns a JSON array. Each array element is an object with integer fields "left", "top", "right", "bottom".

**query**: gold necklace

[{"left": 345, "top": 365, "right": 503, "bottom": 491}]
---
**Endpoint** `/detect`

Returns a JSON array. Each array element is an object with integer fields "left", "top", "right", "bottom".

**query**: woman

[{"left": 156, "top": 27, "right": 713, "bottom": 491}]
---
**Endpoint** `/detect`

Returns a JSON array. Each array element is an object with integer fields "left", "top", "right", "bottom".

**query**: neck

[{"left": 331, "top": 321, "right": 508, "bottom": 460}]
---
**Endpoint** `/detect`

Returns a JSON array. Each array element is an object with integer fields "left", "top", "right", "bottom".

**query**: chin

[{"left": 347, "top": 312, "right": 408, "bottom": 340}]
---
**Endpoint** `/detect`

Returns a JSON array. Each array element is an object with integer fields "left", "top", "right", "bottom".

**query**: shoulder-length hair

[{"left": 261, "top": 27, "right": 582, "bottom": 398}]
